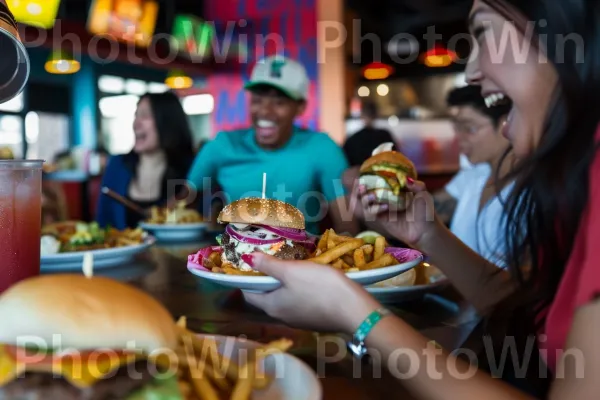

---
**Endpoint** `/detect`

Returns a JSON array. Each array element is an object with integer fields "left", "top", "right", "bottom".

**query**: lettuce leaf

[{"left": 126, "top": 375, "right": 184, "bottom": 400}]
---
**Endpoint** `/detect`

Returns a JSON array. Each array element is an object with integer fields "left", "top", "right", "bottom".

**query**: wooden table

[{"left": 74, "top": 239, "right": 482, "bottom": 400}]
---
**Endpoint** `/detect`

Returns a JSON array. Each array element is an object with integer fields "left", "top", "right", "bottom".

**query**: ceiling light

[
  {"left": 165, "top": 70, "right": 193, "bottom": 90},
  {"left": 45, "top": 50, "right": 80, "bottom": 75},
  {"left": 420, "top": 45, "right": 457, "bottom": 68},
  {"left": 377, "top": 84, "right": 389, "bottom": 96},
  {"left": 357, "top": 86, "right": 370, "bottom": 97}
]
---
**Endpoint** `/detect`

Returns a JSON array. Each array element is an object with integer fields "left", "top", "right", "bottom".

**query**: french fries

[
  {"left": 362, "top": 253, "right": 397, "bottom": 270},
  {"left": 146, "top": 201, "right": 203, "bottom": 224},
  {"left": 172, "top": 317, "right": 292, "bottom": 399},
  {"left": 353, "top": 249, "right": 366, "bottom": 268},
  {"left": 222, "top": 266, "right": 266, "bottom": 276},
  {"left": 307, "top": 229, "right": 401, "bottom": 273},
  {"left": 309, "top": 239, "right": 363, "bottom": 265},
  {"left": 374, "top": 236, "right": 386, "bottom": 261}
]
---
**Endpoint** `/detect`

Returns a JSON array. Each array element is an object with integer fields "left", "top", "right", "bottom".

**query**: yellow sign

[
  {"left": 88, "top": 0, "right": 159, "bottom": 47},
  {"left": 6, "top": 0, "right": 61, "bottom": 29}
]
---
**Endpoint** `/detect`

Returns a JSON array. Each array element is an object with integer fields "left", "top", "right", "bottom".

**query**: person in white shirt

[{"left": 433, "top": 85, "right": 515, "bottom": 267}]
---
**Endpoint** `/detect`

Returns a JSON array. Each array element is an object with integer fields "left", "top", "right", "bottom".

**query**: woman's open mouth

[
  {"left": 483, "top": 92, "right": 510, "bottom": 108},
  {"left": 483, "top": 92, "right": 514, "bottom": 140}
]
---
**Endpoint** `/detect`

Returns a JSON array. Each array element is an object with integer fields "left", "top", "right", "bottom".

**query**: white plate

[
  {"left": 205, "top": 334, "right": 322, "bottom": 400},
  {"left": 139, "top": 222, "right": 209, "bottom": 242},
  {"left": 41, "top": 238, "right": 155, "bottom": 271},
  {"left": 367, "top": 278, "right": 450, "bottom": 303},
  {"left": 188, "top": 255, "right": 423, "bottom": 293}
]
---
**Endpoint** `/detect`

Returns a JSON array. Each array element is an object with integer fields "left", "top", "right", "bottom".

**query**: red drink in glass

[{"left": 0, "top": 160, "right": 43, "bottom": 293}]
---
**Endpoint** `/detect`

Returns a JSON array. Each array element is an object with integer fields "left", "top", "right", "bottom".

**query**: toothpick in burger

[{"left": 359, "top": 143, "right": 417, "bottom": 210}]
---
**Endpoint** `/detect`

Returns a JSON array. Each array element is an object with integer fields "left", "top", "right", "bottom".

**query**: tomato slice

[{"left": 377, "top": 171, "right": 397, "bottom": 178}]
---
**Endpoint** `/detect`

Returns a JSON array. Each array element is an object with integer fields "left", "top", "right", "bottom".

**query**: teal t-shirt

[{"left": 187, "top": 127, "right": 349, "bottom": 234}]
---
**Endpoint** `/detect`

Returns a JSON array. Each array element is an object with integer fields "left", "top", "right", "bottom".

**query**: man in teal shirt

[{"left": 187, "top": 56, "right": 353, "bottom": 234}]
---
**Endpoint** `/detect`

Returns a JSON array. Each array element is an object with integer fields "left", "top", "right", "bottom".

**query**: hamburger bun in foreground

[
  {"left": 359, "top": 143, "right": 417, "bottom": 210},
  {"left": 0, "top": 275, "right": 182, "bottom": 399},
  {"left": 217, "top": 198, "right": 315, "bottom": 272}
]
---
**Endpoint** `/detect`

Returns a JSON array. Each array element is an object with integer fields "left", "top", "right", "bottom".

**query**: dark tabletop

[{"left": 54, "top": 239, "right": 482, "bottom": 400}]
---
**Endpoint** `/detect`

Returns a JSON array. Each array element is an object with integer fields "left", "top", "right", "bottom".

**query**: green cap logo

[{"left": 270, "top": 59, "right": 286, "bottom": 78}]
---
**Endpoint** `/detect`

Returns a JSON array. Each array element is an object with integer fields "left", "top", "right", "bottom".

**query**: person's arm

[
  {"left": 359, "top": 179, "right": 514, "bottom": 313},
  {"left": 418, "top": 222, "right": 516, "bottom": 313},
  {"left": 364, "top": 305, "right": 600, "bottom": 400},
  {"left": 245, "top": 255, "right": 599, "bottom": 400},
  {"left": 361, "top": 314, "right": 534, "bottom": 400}
]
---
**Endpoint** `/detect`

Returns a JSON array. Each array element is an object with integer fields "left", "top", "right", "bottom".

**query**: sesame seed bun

[{"left": 218, "top": 197, "right": 305, "bottom": 230}]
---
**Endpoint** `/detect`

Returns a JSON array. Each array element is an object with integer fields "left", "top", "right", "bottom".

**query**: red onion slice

[
  {"left": 225, "top": 224, "right": 283, "bottom": 245},
  {"left": 259, "top": 225, "right": 307, "bottom": 241}
]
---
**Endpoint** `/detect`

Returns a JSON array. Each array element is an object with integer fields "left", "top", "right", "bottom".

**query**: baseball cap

[{"left": 244, "top": 56, "right": 309, "bottom": 101}]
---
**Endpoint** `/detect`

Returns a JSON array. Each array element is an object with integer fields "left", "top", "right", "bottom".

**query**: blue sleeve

[
  {"left": 316, "top": 134, "right": 349, "bottom": 202},
  {"left": 96, "top": 156, "right": 118, "bottom": 228},
  {"left": 187, "top": 133, "right": 223, "bottom": 193}
]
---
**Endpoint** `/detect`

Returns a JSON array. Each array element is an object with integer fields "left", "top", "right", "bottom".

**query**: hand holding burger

[{"left": 358, "top": 143, "right": 417, "bottom": 210}]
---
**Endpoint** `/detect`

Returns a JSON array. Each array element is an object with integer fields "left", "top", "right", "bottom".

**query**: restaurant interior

[
  {"left": 2, "top": 0, "right": 581, "bottom": 399},
  {"left": 0, "top": 0, "right": 474, "bottom": 220}
]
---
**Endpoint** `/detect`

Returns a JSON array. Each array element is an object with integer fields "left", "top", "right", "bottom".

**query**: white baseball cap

[{"left": 244, "top": 56, "right": 309, "bottom": 101}]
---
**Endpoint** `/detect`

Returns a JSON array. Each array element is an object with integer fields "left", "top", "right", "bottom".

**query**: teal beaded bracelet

[{"left": 347, "top": 308, "right": 392, "bottom": 359}]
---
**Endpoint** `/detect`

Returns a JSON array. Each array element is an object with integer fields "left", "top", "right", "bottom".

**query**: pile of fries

[
  {"left": 207, "top": 255, "right": 263, "bottom": 276},
  {"left": 147, "top": 201, "right": 203, "bottom": 225},
  {"left": 104, "top": 227, "right": 146, "bottom": 248},
  {"left": 308, "top": 229, "right": 398, "bottom": 272},
  {"left": 172, "top": 317, "right": 293, "bottom": 399}
]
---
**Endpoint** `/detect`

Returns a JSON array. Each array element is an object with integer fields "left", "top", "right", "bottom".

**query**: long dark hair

[
  {"left": 480, "top": 0, "right": 600, "bottom": 390},
  {"left": 123, "top": 92, "right": 195, "bottom": 196}
]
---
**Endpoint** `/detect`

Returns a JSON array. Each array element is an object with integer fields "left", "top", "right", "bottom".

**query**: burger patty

[
  {"left": 221, "top": 233, "right": 308, "bottom": 266},
  {"left": 0, "top": 361, "right": 155, "bottom": 400},
  {"left": 274, "top": 243, "right": 309, "bottom": 261}
]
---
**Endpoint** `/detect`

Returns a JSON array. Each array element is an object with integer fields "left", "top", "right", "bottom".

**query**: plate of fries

[
  {"left": 140, "top": 203, "right": 208, "bottom": 242},
  {"left": 187, "top": 229, "right": 423, "bottom": 293},
  {"left": 41, "top": 226, "right": 154, "bottom": 271},
  {"left": 175, "top": 318, "right": 322, "bottom": 400}
]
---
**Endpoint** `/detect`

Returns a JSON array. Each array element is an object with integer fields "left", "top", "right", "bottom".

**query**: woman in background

[{"left": 97, "top": 92, "right": 195, "bottom": 229}]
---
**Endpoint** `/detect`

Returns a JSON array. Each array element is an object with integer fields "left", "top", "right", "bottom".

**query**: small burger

[
  {"left": 0, "top": 275, "right": 183, "bottom": 399},
  {"left": 359, "top": 142, "right": 417, "bottom": 210},
  {"left": 217, "top": 198, "right": 315, "bottom": 271}
]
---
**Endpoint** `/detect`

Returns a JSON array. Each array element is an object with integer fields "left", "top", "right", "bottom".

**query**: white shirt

[{"left": 445, "top": 165, "right": 513, "bottom": 268}]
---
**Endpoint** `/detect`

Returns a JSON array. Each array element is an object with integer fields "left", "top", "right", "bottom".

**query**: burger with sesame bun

[
  {"left": 358, "top": 143, "right": 417, "bottom": 211},
  {"left": 0, "top": 275, "right": 183, "bottom": 400},
  {"left": 216, "top": 198, "right": 316, "bottom": 271}
]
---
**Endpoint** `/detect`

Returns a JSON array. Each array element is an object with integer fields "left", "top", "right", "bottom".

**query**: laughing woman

[
  {"left": 243, "top": 1, "right": 600, "bottom": 398},
  {"left": 96, "top": 92, "right": 195, "bottom": 229}
]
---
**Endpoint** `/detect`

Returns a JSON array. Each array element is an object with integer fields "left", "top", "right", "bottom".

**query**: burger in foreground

[
  {"left": 0, "top": 275, "right": 181, "bottom": 399},
  {"left": 217, "top": 198, "right": 315, "bottom": 272},
  {"left": 359, "top": 143, "right": 417, "bottom": 210}
]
